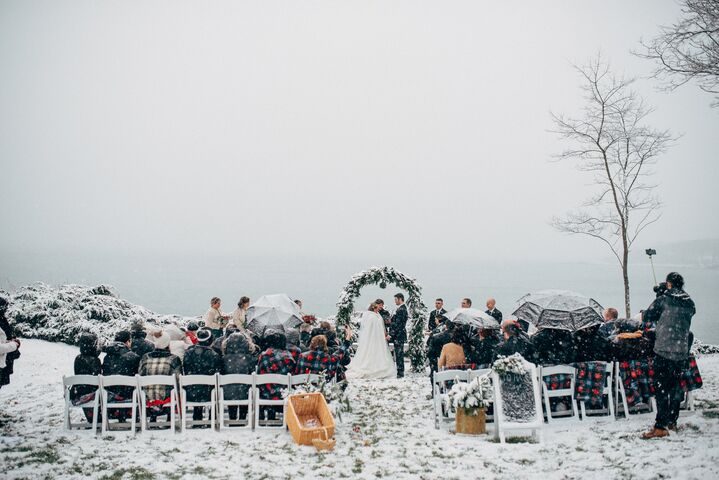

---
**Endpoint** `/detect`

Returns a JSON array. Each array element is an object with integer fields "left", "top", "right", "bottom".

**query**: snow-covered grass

[{"left": 1, "top": 339, "right": 719, "bottom": 479}]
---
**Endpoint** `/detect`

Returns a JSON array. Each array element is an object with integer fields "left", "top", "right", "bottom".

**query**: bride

[{"left": 346, "top": 303, "right": 397, "bottom": 380}]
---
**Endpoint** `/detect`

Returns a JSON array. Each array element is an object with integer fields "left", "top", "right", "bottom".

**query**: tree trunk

[{"left": 622, "top": 237, "right": 631, "bottom": 319}]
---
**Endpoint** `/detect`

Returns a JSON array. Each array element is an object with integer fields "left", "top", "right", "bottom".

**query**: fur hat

[{"left": 153, "top": 331, "right": 171, "bottom": 350}]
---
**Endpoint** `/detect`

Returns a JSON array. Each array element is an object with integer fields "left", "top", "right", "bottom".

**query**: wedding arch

[{"left": 335, "top": 266, "right": 428, "bottom": 371}]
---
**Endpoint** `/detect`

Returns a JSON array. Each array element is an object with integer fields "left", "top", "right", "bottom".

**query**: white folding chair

[
  {"left": 492, "top": 363, "right": 544, "bottom": 443},
  {"left": 578, "top": 362, "right": 615, "bottom": 421},
  {"left": 254, "top": 373, "right": 291, "bottom": 429},
  {"left": 138, "top": 375, "right": 179, "bottom": 432},
  {"left": 539, "top": 365, "right": 579, "bottom": 422},
  {"left": 180, "top": 374, "right": 218, "bottom": 432},
  {"left": 289, "top": 373, "right": 322, "bottom": 389},
  {"left": 218, "top": 373, "right": 255, "bottom": 430},
  {"left": 100, "top": 375, "right": 139, "bottom": 434},
  {"left": 432, "top": 369, "right": 470, "bottom": 429},
  {"left": 63, "top": 375, "right": 100, "bottom": 432},
  {"left": 614, "top": 364, "right": 656, "bottom": 419}
]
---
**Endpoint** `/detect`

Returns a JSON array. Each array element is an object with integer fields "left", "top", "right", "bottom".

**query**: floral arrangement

[
  {"left": 285, "top": 374, "right": 352, "bottom": 421},
  {"left": 447, "top": 374, "right": 492, "bottom": 415},
  {"left": 302, "top": 315, "right": 317, "bottom": 324},
  {"left": 492, "top": 353, "right": 528, "bottom": 376}
]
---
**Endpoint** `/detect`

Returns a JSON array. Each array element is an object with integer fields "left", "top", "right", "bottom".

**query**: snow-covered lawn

[{"left": 1, "top": 340, "right": 718, "bottom": 480}]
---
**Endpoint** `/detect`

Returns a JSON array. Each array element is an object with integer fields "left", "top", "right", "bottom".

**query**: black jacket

[
  {"left": 183, "top": 344, "right": 222, "bottom": 402},
  {"left": 102, "top": 342, "right": 141, "bottom": 398},
  {"left": 485, "top": 308, "right": 503, "bottom": 323},
  {"left": 466, "top": 333, "right": 500, "bottom": 367},
  {"left": 531, "top": 329, "right": 575, "bottom": 365},
  {"left": 221, "top": 334, "right": 257, "bottom": 400},
  {"left": 572, "top": 325, "right": 611, "bottom": 362},
  {"left": 130, "top": 336, "right": 155, "bottom": 358},
  {"left": 72, "top": 336, "right": 101, "bottom": 400},
  {"left": 390, "top": 304, "right": 408, "bottom": 343},
  {"left": 644, "top": 288, "right": 696, "bottom": 361},
  {"left": 428, "top": 308, "right": 447, "bottom": 331},
  {"left": 495, "top": 334, "right": 534, "bottom": 361}
]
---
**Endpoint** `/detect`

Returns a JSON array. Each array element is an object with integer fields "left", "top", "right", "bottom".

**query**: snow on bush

[
  {"left": 492, "top": 353, "right": 528, "bottom": 376},
  {"left": 1, "top": 283, "right": 191, "bottom": 345},
  {"left": 693, "top": 339, "right": 719, "bottom": 356},
  {"left": 447, "top": 374, "right": 492, "bottom": 414}
]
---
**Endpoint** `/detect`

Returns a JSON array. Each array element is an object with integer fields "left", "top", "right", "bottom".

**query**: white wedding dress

[{"left": 346, "top": 311, "right": 397, "bottom": 380}]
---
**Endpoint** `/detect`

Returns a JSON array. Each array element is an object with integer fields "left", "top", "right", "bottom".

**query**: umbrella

[
  {"left": 444, "top": 308, "right": 500, "bottom": 330},
  {"left": 245, "top": 293, "right": 303, "bottom": 336},
  {"left": 512, "top": 289, "right": 603, "bottom": 331}
]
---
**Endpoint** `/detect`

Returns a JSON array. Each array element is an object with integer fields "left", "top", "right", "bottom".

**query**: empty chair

[
  {"left": 138, "top": 375, "right": 179, "bottom": 432},
  {"left": 540, "top": 365, "right": 579, "bottom": 422},
  {"left": 63, "top": 375, "right": 100, "bottom": 431},
  {"left": 179, "top": 374, "right": 218, "bottom": 431},
  {"left": 218, "top": 373, "right": 255, "bottom": 429},
  {"left": 254, "top": 373, "right": 291, "bottom": 429},
  {"left": 432, "top": 369, "right": 471, "bottom": 429},
  {"left": 100, "top": 375, "right": 140, "bottom": 434}
]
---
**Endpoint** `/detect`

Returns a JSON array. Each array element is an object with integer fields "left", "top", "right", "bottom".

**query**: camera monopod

[{"left": 645, "top": 248, "right": 658, "bottom": 286}]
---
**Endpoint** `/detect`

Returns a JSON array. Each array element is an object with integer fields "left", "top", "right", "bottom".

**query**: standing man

[
  {"left": 461, "top": 298, "right": 472, "bottom": 308},
  {"left": 641, "top": 272, "right": 696, "bottom": 439},
  {"left": 389, "top": 293, "right": 408, "bottom": 378},
  {"left": 204, "top": 297, "right": 230, "bottom": 339},
  {"left": 485, "top": 298, "right": 503, "bottom": 323},
  {"left": 428, "top": 298, "right": 447, "bottom": 331}
]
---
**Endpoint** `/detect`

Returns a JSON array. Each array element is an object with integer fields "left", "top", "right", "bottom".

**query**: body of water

[{"left": 1, "top": 250, "right": 716, "bottom": 344}]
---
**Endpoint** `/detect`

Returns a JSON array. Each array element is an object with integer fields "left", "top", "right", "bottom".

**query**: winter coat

[
  {"left": 0, "top": 329, "right": 18, "bottom": 369},
  {"left": 257, "top": 348, "right": 296, "bottom": 399},
  {"left": 138, "top": 349, "right": 182, "bottom": 403},
  {"left": 494, "top": 334, "right": 534, "bottom": 361},
  {"left": 573, "top": 325, "right": 611, "bottom": 362},
  {"left": 438, "top": 342, "right": 466, "bottom": 369},
  {"left": 531, "top": 329, "right": 575, "bottom": 365},
  {"left": 466, "top": 334, "right": 499, "bottom": 367},
  {"left": 295, "top": 344, "right": 350, "bottom": 381},
  {"left": 221, "top": 334, "right": 257, "bottom": 400},
  {"left": 131, "top": 336, "right": 155, "bottom": 358},
  {"left": 71, "top": 336, "right": 101, "bottom": 401},
  {"left": 310, "top": 327, "right": 338, "bottom": 348},
  {"left": 389, "top": 304, "right": 408, "bottom": 343},
  {"left": 102, "top": 342, "right": 140, "bottom": 398},
  {"left": 183, "top": 344, "right": 222, "bottom": 402},
  {"left": 644, "top": 288, "right": 696, "bottom": 361}
]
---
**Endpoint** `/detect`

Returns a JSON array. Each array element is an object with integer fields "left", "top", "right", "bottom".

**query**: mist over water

[{"left": 1, "top": 249, "right": 716, "bottom": 344}]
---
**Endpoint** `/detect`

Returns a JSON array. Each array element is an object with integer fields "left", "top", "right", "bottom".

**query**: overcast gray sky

[{"left": 1, "top": 1, "right": 717, "bottom": 264}]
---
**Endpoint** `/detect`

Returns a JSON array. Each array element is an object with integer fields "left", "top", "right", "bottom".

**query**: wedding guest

[
  {"left": 389, "top": 293, "right": 408, "bottom": 378},
  {"left": 485, "top": 298, "right": 503, "bottom": 323},
  {"left": 139, "top": 331, "right": 182, "bottom": 422},
  {"left": 461, "top": 298, "right": 472, "bottom": 308},
  {"left": 311, "top": 321, "right": 338, "bottom": 349},
  {"left": 203, "top": 297, "right": 230, "bottom": 339},
  {"left": 212, "top": 324, "right": 239, "bottom": 355},
  {"left": 428, "top": 298, "right": 447, "bottom": 331},
  {"left": 183, "top": 329, "right": 222, "bottom": 424},
  {"left": 257, "top": 330, "right": 296, "bottom": 420},
  {"left": 573, "top": 324, "right": 611, "bottom": 362},
  {"left": 598, "top": 307, "right": 619, "bottom": 339},
  {"left": 376, "top": 299, "right": 391, "bottom": 326},
  {"left": 231, "top": 297, "right": 250, "bottom": 328},
  {"left": 531, "top": 328, "right": 575, "bottom": 365},
  {"left": 0, "top": 297, "right": 20, "bottom": 391},
  {"left": 185, "top": 321, "right": 200, "bottom": 345},
  {"left": 296, "top": 330, "right": 352, "bottom": 381},
  {"left": 102, "top": 331, "right": 140, "bottom": 420},
  {"left": 72, "top": 333, "right": 102, "bottom": 422},
  {"left": 221, "top": 333, "right": 257, "bottom": 421},
  {"left": 438, "top": 329, "right": 466, "bottom": 370},
  {"left": 130, "top": 323, "right": 155, "bottom": 357},
  {"left": 495, "top": 319, "right": 534, "bottom": 360},
  {"left": 285, "top": 328, "right": 303, "bottom": 361},
  {"left": 467, "top": 328, "right": 500, "bottom": 367}
]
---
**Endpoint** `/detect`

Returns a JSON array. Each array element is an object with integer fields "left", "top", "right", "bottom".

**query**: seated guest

[
  {"left": 183, "top": 329, "right": 222, "bottom": 424},
  {"left": 311, "top": 321, "right": 338, "bottom": 349},
  {"left": 166, "top": 324, "right": 192, "bottom": 361},
  {"left": 573, "top": 324, "right": 611, "bottom": 362},
  {"left": 296, "top": 332, "right": 352, "bottom": 381},
  {"left": 495, "top": 319, "right": 534, "bottom": 360},
  {"left": 130, "top": 323, "right": 155, "bottom": 358},
  {"left": 102, "top": 330, "right": 141, "bottom": 396},
  {"left": 231, "top": 296, "right": 250, "bottom": 328},
  {"left": 138, "top": 331, "right": 182, "bottom": 421},
  {"left": 212, "top": 324, "right": 239, "bottom": 354},
  {"left": 485, "top": 298, "right": 503, "bottom": 323},
  {"left": 72, "top": 333, "right": 102, "bottom": 422},
  {"left": 531, "top": 328, "right": 575, "bottom": 365},
  {"left": 466, "top": 328, "right": 500, "bottom": 367},
  {"left": 427, "top": 319, "right": 453, "bottom": 375},
  {"left": 203, "top": 297, "right": 230, "bottom": 339},
  {"left": 257, "top": 330, "right": 296, "bottom": 421},
  {"left": 220, "top": 333, "right": 257, "bottom": 421},
  {"left": 185, "top": 321, "right": 200, "bottom": 345},
  {"left": 598, "top": 307, "right": 619, "bottom": 339},
  {"left": 438, "top": 329, "right": 466, "bottom": 370},
  {"left": 285, "top": 328, "right": 303, "bottom": 361}
]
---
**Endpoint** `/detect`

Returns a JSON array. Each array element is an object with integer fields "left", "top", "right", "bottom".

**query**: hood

[
  {"left": 225, "top": 333, "right": 251, "bottom": 355},
  {"left": 103, "top": 341, "right": 129, "bottom": 356},
  {"left": 666, "top": 288, "right": 694, "bottom": 305}
]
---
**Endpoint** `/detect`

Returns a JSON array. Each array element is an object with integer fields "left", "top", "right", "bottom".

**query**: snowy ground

[{"left": 1, "top": 340, "right": 719, "bottom": 480}]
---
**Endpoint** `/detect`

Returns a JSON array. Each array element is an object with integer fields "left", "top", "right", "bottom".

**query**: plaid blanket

[
  {"left": 543, "top": 373, "right": 573, "bottom": 391},
  {"left": 617, "top": 355, "right": 702, "bottom": 408},
  {"left": 574, "top": 362, "right": 609, "bottom": 408}
]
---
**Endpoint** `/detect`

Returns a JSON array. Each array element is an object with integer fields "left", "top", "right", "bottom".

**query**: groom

[{"left": 389, "top": 293, "right": 408, "bottom": 378}]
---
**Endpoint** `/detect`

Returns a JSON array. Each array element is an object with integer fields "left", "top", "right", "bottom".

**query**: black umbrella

[{"left": 512, "top": 289, "right": 603, "bottom": 331}]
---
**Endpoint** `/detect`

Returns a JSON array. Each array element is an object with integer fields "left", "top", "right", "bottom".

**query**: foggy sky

[{"left": 1, "top": 1, "right": 717, "bottom": 264}]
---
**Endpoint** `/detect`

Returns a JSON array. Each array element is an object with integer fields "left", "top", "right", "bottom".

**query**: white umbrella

[
  {"left": 444, "top": 308, "right": 500, "bottom": 329},
  {"left": 245, "top": 293, "right": 304, "bottom": 336}
]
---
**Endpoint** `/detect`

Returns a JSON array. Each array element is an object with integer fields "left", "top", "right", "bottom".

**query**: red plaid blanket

[{"left": 617, "top": 355, "right": 702, "bottom": 408}]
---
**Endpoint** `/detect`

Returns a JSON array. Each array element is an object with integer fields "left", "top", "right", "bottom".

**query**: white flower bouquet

[
  {"left": 492, "top": 353, "right": 528, "bottom": 376},
  {"left": 447, "top": 374, "right": 492, "bottom": 415}
]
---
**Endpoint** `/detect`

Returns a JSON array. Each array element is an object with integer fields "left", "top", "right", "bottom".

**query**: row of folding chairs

[{"left": 62, "top": 372, "right": 322, "bottom": 434}]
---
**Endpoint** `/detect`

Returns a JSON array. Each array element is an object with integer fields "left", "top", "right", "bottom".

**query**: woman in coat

[{"left": 221, "top": 333, "right": 257, "bottom": 421}]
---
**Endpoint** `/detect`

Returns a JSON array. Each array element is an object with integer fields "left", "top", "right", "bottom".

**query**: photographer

[{"left": 641, "top": 272, "right": 695, "bottom": 439}]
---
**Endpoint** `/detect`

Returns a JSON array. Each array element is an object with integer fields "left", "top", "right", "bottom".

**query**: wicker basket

[
  {"left": 286, "top": 392, "right": 336, "bottom": 449},
  {"left": 456, "top": 407, "right": 486, "bottom": 435}
]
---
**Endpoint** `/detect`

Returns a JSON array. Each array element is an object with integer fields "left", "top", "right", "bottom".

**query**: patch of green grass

[
  {"left": 702, "top": 410, "right": 719, "bottom": 419},
  {"left": 352, "top": 458, "right": 364, "bottom": 474},
  {"left": 27, "top": 446, "right": 61, "bottom": 464},
  {"left": 100, "top": 467, "right": 155, "bottom": 480}
]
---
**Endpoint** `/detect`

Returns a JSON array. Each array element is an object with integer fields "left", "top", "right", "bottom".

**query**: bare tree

[
  {"left": 635, "top": 0, "right": 719, "bottom": 107},
  {"left": 551, "top": 55, "right": 675, "bottom": 318}
]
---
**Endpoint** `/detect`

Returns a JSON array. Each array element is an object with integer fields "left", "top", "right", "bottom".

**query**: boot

[{"left": 641, "top": 427, "right": 669, "bottom": 439}]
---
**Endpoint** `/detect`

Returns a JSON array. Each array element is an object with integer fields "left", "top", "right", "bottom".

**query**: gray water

[{"left": 1, "top": 249, "right": 716, "bottom": 343}]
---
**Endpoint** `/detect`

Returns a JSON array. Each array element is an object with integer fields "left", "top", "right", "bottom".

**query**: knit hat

[
  {"left": 187, "top": 321, "right": 199, "bottom": 332},
  {"left": 153, "top": 331, "right": 171, "bottom": 350},
  {"left": 196, "top": 328, "right": 213, "bottom": 346}
]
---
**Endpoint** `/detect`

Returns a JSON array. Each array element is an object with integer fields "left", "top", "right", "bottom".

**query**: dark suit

[
  {"left": 428, "top": 308, "right": 447, "bottom": 331},
  {"left": 485, "top": 308, "right": 503, "bottom": 323},
  {"left": 389, "top": 304, "right": 408, "bottom": 377}
]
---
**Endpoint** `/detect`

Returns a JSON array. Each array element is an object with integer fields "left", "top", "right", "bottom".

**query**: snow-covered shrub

[
  {"left": 692, "top": 339, "right": 719, "bottom": 355},
  {"left": 492, "top": 353, "right": 528, "bottom": 376},
  {"left": 447, "top": 374, "right": 492, "bottom": 415},
  {"left": 4, "top": 283, "right": 191, "bottom": 346}
]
